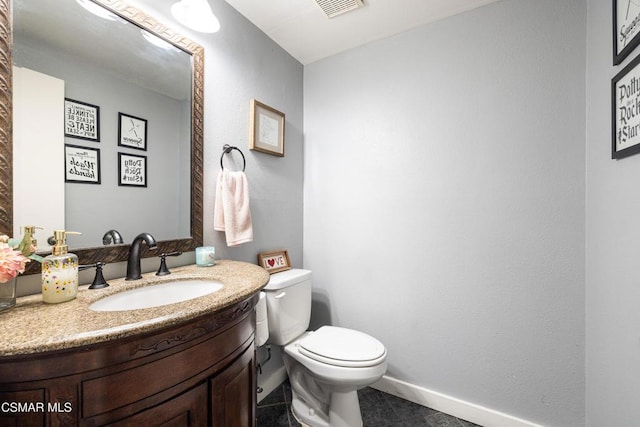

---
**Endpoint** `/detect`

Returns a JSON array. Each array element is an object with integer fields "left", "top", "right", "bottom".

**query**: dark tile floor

[{"left": 257, "top": 381, "right": 483, "bottom": 427}]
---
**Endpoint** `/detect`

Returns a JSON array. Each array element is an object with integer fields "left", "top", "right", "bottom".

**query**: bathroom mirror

[{"left": 0, "top": 0, "right": 204, "bottom": 274}]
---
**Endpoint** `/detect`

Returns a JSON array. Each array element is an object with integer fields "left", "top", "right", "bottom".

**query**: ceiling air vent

[{"left": 315, "top": 0, "right": 364, "bottom": 18}]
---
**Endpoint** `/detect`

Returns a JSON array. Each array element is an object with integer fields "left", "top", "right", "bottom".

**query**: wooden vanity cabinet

[{"left": 0, "top": 295, "right": 259, "bottom": 427}]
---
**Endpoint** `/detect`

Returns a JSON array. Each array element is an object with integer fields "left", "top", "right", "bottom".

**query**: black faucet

[
  {"left": 125, "top": 232, "right": 158, "bottom": 280},
  {"left": 102, "top": 229, "right": 124, "bottom": 245}
]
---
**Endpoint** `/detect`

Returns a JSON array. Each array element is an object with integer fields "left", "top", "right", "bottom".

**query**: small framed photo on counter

[
  {"left": 258, "top": 250, "right": 291, "bottom": 274},
  {"left": 249, "top": 99, "right": 285, "bottom": 157}
]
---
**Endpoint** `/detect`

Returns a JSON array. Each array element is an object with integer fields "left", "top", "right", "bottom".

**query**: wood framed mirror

[{"left": 0, "top": 0, "right": 203, "bottom": 274}]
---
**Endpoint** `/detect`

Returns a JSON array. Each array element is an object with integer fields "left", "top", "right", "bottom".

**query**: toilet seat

[{"left": 297, "top": 326, "right": 387, "bottom": 368}]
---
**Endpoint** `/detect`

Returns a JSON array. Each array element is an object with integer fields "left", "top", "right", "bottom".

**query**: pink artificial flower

[{"left": 0, "top": 243, "right": 30, "bottom": 283}]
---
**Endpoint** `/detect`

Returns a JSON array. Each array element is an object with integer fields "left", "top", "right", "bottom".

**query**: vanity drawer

[{"left": 81, "top": 313, "right": 254, "bottom": 418}]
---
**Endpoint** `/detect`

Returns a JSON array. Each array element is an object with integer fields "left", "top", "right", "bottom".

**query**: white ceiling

[{"left": 224, "top": 0, "right": 503, "bottom": 65}]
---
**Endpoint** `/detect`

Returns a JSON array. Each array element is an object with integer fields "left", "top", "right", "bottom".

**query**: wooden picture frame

[
  {"left": 257, "top": 250, "right": 291, "bottom": 274},
  {"left": 614, "top": 0, "right": 640, "bottom": 65},
  {"left": 118, "top": 152, "right": 147, "bottom": 187},
  {"left": 118, "top": 112, "right": 147, "bottom": 151},
  {"left": 612, "top": 53, "right": 640, "bottom": 159},
  {"left": 64, "top": 98, "right": 100, "bottom": 142},
  {"left": 64, "top": 144, "right": 101, "bottom": 184},
  {"left": 249, "top": 99, "right": 285, "bottom": 156}
]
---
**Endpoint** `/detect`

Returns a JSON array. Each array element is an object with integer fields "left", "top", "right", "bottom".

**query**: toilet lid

[{"left": 298, "top": 326, "right": 386, "bottom": 368}]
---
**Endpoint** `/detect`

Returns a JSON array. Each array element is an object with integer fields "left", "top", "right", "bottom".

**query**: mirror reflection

[{"left": 13, "top": 0, "right": 192, "bottom": 249}]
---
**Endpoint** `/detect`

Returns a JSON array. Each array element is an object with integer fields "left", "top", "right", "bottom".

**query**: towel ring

[{"left": 220, "top": 144, "right": 246, "bottom": 171}]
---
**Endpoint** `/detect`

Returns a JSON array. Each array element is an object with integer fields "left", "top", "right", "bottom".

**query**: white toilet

[{"left": 262, "top": 269, "right": 387, "bottom": 427}]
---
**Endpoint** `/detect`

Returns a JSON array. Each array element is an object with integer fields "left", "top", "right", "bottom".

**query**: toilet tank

[{"left": 262, "top": 269, "right": 312, "bottom": 345}]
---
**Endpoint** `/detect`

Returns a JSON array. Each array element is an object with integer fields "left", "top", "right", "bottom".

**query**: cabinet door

[
  {"left": 109, "top": 383, "right": 207, "bottom": 427},
  {"left": 210, "top": 345, "right": 256, "bottom": 427},
  {"left": 0, "top": 389, "right": 45, "bottom": 427}
]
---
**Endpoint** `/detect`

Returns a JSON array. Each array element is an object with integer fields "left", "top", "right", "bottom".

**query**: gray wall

[
  {"left": 303, "top": 0, "right": 586, "bottom": 425},
  {"left": 585, "top": 0, "right": 640, "bottom": 425}
]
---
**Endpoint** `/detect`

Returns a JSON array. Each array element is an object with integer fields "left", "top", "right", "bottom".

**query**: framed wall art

[
  {"left": 118, "top": 152, "right": 147, "bottom": 187},
  {"left": 614, "top": 0, "right": 640, "bottom": 65},
  {"left": 249, "top": 99, "right": 285, "bottom": 157},
  {"left": 64, "top": 98, "right": 100, "bottom": 142},
  {"left": 64, "top": 144, "right": 101, "bottom": 184},
  {"left": 118, "top": 112, "right": 147, "bottom": 151},
  {"left": 612, "top": 53, "right": 640, "bottom": 159},
  {"left": 257, "top": 250, "right": 291, "bottom": 274}
]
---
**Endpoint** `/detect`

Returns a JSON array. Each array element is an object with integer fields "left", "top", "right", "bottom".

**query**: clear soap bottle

[{"left": 42, "top": 230, "right": 81, "bottom": 304}]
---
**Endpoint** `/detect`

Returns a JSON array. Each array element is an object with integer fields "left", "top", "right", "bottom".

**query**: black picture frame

[
  {"left": 64, "top": 144, "right": 101, "bottom": 184},
  {"left": 614, "top": 0, "right": 640, "bottom": 65},
  {"left": 64, "top": 98, "right": 100, "bottom": 142},
  {"left": 118, "top": 152, "right": 147, "bottom": 187},
  {"left": 118, "top": 112, "right": 147, "bottom": 151},
  {"left": 612, "top": 53, "right": 640, "bottom": 159}
]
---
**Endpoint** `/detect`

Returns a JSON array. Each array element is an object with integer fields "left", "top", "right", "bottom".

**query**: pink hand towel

[{"left": 214, "top": 170, "right": 253, "bottom": 246}]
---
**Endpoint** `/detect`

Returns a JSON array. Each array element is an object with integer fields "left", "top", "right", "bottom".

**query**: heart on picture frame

[{"left": 258, "top": 250, "right": 291, "bottom": 274}]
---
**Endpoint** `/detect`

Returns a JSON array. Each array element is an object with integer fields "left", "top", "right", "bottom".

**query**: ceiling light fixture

[{"left": 170, "top": 0, "right": 220, "bottom": 33}]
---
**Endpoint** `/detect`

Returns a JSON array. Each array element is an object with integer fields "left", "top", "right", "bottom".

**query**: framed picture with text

[
  {"left": 118, "top": 112, "right": 147, "bottom": 151},
  {"left": 65, "top": 99, "right": 100, "bottom": 142},
  {"left": 64, "top": 144, "right": 101, "bottom": 184},
  {"left": 118, "top": 152, "right": 147, "bottom": 187},
  {"left": 249, "top": 99, "right": 285, "bottom": 157},
  {"left": 257, "top": 250, "right": 291, "bottom": 274},
  {"left": 614, "top": 0, "right": 640, "bottom": 65},
  {"left": 612, "top": 53, "right": 640, "bottom": 159}
]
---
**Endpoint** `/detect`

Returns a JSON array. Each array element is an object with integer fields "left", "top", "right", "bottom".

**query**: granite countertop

[{"left": 0, "top": 260, "right": 270, "bottom": 357}]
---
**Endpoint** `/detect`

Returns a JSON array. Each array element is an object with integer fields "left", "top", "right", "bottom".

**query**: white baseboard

[
  {"left": 257, "top": 365, "right": 288, "bottom": 404},
  {"left": 370, "top": 376, "right": 544, "bottom": 427}
]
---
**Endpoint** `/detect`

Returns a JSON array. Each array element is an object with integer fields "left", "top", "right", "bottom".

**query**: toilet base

[
  {"left": 290, "top": 388, "right": 363, "bottom": 427},
  {"left": 282, "top": 330, "right": 386, "bottom": 427}
]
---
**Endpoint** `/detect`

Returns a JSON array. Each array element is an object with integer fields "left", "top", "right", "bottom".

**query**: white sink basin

[{"left": 89, "top": 279, "right": 224, "bottom": 311}]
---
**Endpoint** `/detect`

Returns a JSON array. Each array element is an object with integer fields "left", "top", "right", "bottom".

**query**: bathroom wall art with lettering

[
  {"left": 614, "top": 0, "right": 640, "bottom": 65},
  {"left": 64, "top": 98, "right": 100, "bottom": 142},
  {"left": 612, "top": 53, "right": 640, "bottom": 159},
  {"left": 118, "top": 153, "right": 147, "bottom": 187},
  {"left": 64, "top": 144, "right": 101, "bottom": 184},
  {"left": 118, "top": 112, "right": 147, "bottom": 151}
]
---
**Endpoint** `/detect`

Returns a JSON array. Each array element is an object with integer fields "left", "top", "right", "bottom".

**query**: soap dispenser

[
  {"left": 42, "top": 230, "right": 81, "bottom": 304},
  {"left": 19, "top": 225, "right": 42, "bottom": 255}
]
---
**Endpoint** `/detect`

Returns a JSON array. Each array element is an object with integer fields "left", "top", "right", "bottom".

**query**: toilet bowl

[{"left": 263, "top": 269, "right": 387, "bottom": 427}]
